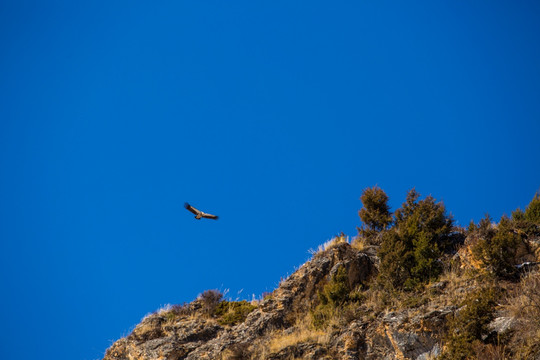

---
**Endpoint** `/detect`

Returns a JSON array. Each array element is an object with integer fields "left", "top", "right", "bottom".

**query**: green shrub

[
  {"left": 440, "top": 285, "right": 501, "bottom": 360},
  {"left": 318, "top": 266, "right": 351, "bottom": 306},
  {"left": 311, "top": 265, "right": 366, "bottom": 329},
  {"left": 377, "top": 230, "right": 414, "bottom": 289},
  {"left": 470, "top": 215, "right": 519, "bottom": 278},
  {"left": 310, "top": 303, "right": 336, "bottom": 329},
  {"left": 215, "top": 300, "right": 256, "bottom": 326},
  {"left": 511, "top": 208, "right": 526, "bottom": 222}
]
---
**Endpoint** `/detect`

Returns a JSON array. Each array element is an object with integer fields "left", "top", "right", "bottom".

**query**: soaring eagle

[{"left": 184, "top": 203, "right": 219, "bottom": 220}]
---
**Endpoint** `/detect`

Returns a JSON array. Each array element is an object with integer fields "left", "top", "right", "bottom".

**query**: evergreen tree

[
  {"left": 525, "top": 193, "right": 540, "bottom": 224},
  {"left": 511, "top": 193, "right": 540, "bottom": 237},
  {"left": 358, "top": 186, "right": 392, "bottom": 244},
  {"left": 378, "top": 189, "right": 453, "bottom": 289},
  {"left": 471, "top": 215, "right": 519, "bottom": 278},
  {"left": 377, "top": 230, "right": 414, "bottom": 289}
]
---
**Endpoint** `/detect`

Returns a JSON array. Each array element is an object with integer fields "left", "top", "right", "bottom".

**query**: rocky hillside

[
  {"left": 103, "top": 190, "right": 540, "bottom": 359},
  {"left": 103, "top": 240, "right": 539, "bottom": 360},
  {"left": 104, "top": 241, "right": 373, "bottom": 359}
]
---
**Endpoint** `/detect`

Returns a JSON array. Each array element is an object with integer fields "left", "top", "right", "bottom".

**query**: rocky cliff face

[{"left": 103, "top": 239, "right": 538, "bottom": 360}]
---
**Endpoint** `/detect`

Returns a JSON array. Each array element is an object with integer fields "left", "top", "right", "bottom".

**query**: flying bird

[{"left": 184, "top": 203, "right": 219, "bottom": 220}]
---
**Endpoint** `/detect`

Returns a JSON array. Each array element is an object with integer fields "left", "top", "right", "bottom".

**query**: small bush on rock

[
  {"left": 440, "top": 285, "right": 502, "bottom": 360},
  {"left": 199, "top": 289, "right": 224, "bottom": 316},
  {"left": 312, "top": 265, "right": 365, "bottom": 329},
  {"left": 470, "top": 215, "right": 519, "bottom": 278},
  {"left": 318, "top": 266, "right": 351, "bottom": 307},
  {"left": 215, "top": 300, "right": 256, "bottom": 326}
]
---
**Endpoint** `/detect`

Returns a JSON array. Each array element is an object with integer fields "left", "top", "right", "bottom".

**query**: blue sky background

[{"left": 1, "top": 1, "right": 539, "bottom": 359}]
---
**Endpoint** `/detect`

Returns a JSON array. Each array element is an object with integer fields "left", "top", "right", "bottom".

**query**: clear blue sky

[{"left": 1, "top": 1, "right": 539, "bottom": 359}]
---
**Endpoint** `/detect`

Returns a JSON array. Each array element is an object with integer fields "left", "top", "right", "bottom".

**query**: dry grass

[
  {"left": 351, "top": 236, "right": 367, "bottom": 252},
  {"left": 237, "top": 315, "right": 331, "bottom": 360},
  {"left": 470, "top": 342, "right": 510, "bottom": 360},
  {"left": 265, "top": 319, "right": 329, "bottom": 355},
  {"left": 309, "top": 234, "right": 349, "bottom": 255},
  {"left": 220, "top": 343, "right": 252, "bottom": 360},
  {"left": 506, "top": 271, "right": 540, "bottom": 319},
  {"left": 436, "top": 264, "right": 478, "bottom": 308},
  {"left": 503, "top": 271, "right": 540, "bottom": 359},
  {"left": 361, "top": 286, "right": 393, "bottom": 314}
]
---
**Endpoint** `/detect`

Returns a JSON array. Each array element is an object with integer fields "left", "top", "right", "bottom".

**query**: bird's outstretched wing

[
  {"left": 184, "top": 203, "right": 201, "bottom": 215},
  {"left": 201, "top": 212, "right": 219, "bottom": 220}
]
